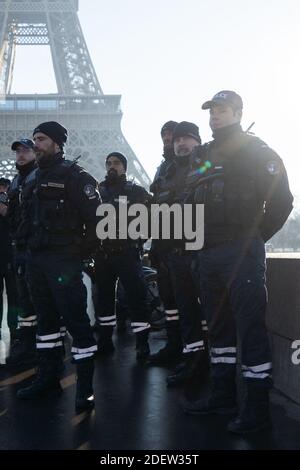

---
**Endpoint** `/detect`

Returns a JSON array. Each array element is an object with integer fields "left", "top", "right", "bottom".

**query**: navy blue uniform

[
  {"left": 0, "top": 191, "right": 19, "bottom": 338},
  {"left": 154, "top": 156, "right": 207, "bottom": 359},
  {"left": 149, "top": 157, "right": 181, "bottom": 358},
  {"left": 17, "top": 153, "right": 100, "bottom": 363},
  {"left": 8, "top": 164, "right": 37, "bottom": 331},
  {"left": 94, "top": 176, "right": 151, "bottom": 351},
  {"left": 190, "top": 124, "right": 293, "bottom": 391}
]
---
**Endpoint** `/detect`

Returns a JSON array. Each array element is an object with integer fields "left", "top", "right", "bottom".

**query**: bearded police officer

[
  {"left": 94, "top": 152, "right": 152, "bottom": 363},
  {"left": 147, "top": 121, "right": 182, "bottom": 366},
  {"left": 152, "top": 122, "right": 208, "bottom": 387},
  {"left": 6, "top": 139, "right": 38, "bottom": 367},
  {"left": 184, "top": 91, "right": 293, "bottom": 434},
  {"left": 16, "top": 121, "right": 100, "bottom": 412}
]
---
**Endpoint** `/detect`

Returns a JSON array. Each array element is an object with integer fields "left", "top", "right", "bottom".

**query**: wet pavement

[{"left": 0, "top": 324, "right": 300, "bottom": 453}]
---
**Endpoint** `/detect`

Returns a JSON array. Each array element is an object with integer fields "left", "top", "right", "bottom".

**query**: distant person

[
  {"left": 6, "top": 139, "right": 38, "bottom": 367},
  {"left": 0, "top": 177, "right": 19, "bottom": 345}
]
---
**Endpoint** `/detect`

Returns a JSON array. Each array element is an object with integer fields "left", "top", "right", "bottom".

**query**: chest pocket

[
  {"left": 205, "top": 177, "right": 226, "bottom": 225},
  {"left": 37, "top": 182, "right": 68, "bottom": 232}
]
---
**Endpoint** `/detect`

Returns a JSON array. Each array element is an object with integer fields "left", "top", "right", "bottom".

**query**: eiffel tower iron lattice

[{"left": 0, "top": 0, "right": 150, "bottom": 186}]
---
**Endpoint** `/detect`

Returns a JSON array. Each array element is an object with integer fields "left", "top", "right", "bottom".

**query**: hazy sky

[{"left": 11, "top": 0, "right": 300, "bottom": 195}]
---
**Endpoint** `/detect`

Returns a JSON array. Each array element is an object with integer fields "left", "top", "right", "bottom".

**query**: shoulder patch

[
  {"left": 83, "top": 184, "right": 96, "bottom": 197},
  {"left": 266, "top": 160, "right": 281, "bottom": 175}
]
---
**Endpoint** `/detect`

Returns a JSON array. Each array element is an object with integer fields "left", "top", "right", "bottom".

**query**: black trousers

[
  {"left": 167, "top": 251, "right": 206, "bottom": 355},
  {"left": 26, "top": 251, "right": 96, "bottom": 363},
  {"left": 94, "top": 247, "right": 151, "bottom": 336},
  {"left": 13, "top": 249, "right": 37, "bottom": 328},
  {"left": 197, "top": 237, "right": 272, "bottom": 390},
  {"left": 0, "top": 260, "right": 19, "bottom": 333}
]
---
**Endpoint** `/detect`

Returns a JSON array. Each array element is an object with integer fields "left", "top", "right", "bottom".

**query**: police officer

[
  {"left": 94, "top": 151, "right": 152, "bottom": 363},
  {"left": 6, "top": 139, "right": 38, "bottom": 367},
  {"left": 16, "top": 121, "right": 100, "bottom": 412},
  {"left": 184, "top": 91, "right": 293, "bottom": 434},
  {"left": 153, "top": 122, "right": 208, "bottom": 387},
  {"left": 0, "top": 177, "right": 19, "bottom": 344},
  {"left": 147, "top": 121, "right": 182, "bottom": 366}
]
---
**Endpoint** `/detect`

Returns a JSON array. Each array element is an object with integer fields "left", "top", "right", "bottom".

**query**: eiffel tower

[{"left": 0, "top": 0, "right": 150, "bottom": 186}]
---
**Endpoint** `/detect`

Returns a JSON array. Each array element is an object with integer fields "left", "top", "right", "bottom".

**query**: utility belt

[
  {"left": 204, "top": 227, "right": 260, "bottom": 249},
  {"left": 28, "top": 231, "right": 82, "bottom": 251},
  {"left": 155, "top": 189, "right": 174, "bottom": 204},
  {"left": 99, "top": 240, "right": 142, "bottom": 256}
]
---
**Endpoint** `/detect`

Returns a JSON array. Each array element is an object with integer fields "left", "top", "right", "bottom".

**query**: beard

[
  {"left": 106, "top": 168, "right": 119, "bottom": 184},
  {"left": 175, "top": 145, "right": 190, "bottom": 158}
]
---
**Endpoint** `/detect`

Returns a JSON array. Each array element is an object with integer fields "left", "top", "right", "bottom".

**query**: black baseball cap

[
  {"left": 11, "top": 139, "right": 35, "bottom": 151},
  {"left": 0, "top": 177, "right": 11, "bottom": 186},
  {"left": 202, "top": 90, "right": 243, "bottom": 110}
]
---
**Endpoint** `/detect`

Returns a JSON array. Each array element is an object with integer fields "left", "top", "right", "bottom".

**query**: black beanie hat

[
  {"left": 161, "top": 120, "right": 178, "bottom": 136},
  {"left": 33, "top": 121, "right": 68, "bottom": 149},
  {"left": 106, "top": 152, "right": 127, "bottom": 171},
  {"left": 172, "top": 121, "right": 201, "bottom": 144}
]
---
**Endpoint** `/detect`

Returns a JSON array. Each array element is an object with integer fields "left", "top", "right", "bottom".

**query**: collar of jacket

[
  {"left": 212, "top": 123, "right": 243, "bottom": 144},
  {"left": 104, "top": 173, "right": 127, "bottom": 188},
  {"left": 37, "top": 152, "right": 64, "bottom": 170},
  {"left": 16, "top": 160, "right": 37, "bottom": 178}
]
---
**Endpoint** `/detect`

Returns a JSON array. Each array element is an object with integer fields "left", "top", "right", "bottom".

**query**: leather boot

[
  {"left": 6, "top": 327, "right": 37, "bottom": 367},
  {"left": 167, "top": 349, "right": 209, "bottom": 387},
  {"left": 184, "top": 379, "right": 237, "bottom": 415},
  {"left": 135, "top": 330, "right": 150, "bottom": 363},
  {"left": 17, "top": 353, "right": 63, "bottom": 400},
  {"left": 147, "top": 322, "right": 182, "bottom": 367},
  {"left": 75, "top": 360, "right": 95, "bottom": 412},
  {"left": 227, "top": 385, "right": 271, "bottom": 434},
  {"left": 96, "top": 326, "right": 115, "bottom": 355}
]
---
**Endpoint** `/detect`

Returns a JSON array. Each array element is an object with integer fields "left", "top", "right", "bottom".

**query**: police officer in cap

[
  {"left": 94, "top": 151, "right": 152, "bottom": 363},
  {"left": 16, "top": 121, "right": 100, "bottom": 412},
  {"left": 147, "top": 121, "right": 182, "bottom": 366},
  {"left": 6, "top": 139, "right": 38, "bottom": 367},
  {"left": 184, "top": 91, "right": 293, "bottom": 434}
]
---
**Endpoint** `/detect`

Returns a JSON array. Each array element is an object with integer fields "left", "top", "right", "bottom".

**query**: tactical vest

[
  {"left": 189, "top": 133, "right": 265, "bottom": 243},
  {"left": 150, "top": 158, "right": 174, "bottom": 196},
  {"left": 99, "top": 180, "right": 136, "bottom": 206},
  {"left": 155, "top": 158, "right": 191, "bottom": 205},
  {"left": 98, "top": 180, "right": 146, "bottom": 250},
  {"left": 8, "top": 169, "right": 37, "bottom": 241},
  {"left": 21, "top": 160, "right": 83, "bottom": 250}
]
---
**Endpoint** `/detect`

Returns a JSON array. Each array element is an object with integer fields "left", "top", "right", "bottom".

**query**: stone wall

[{"left": 266, "top": 254, "right": 300, "bottom": 403}]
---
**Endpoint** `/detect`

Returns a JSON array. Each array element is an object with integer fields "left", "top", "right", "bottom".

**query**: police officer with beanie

[
  {"left": 153, "top": 122, "right": 209, "bottom": 387},
  {"left": 184, "top": 91, "right": 293, "bottom": 433},
  {"left": 147, "top": 121, "right": 183, "bottom": 366},
  {"left": 6, "top": 139, "right": 38, "bottom": 367},
  {"left": 16, "top": 121, "right": 100, "bottom": 412},
  {"left": 94, "top": 151, "right": 152, "bottom": 363}
]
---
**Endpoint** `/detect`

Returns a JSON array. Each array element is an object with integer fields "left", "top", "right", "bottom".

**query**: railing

[{"left": 0, "top": 94, "right": 122, "bottom": 114}]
